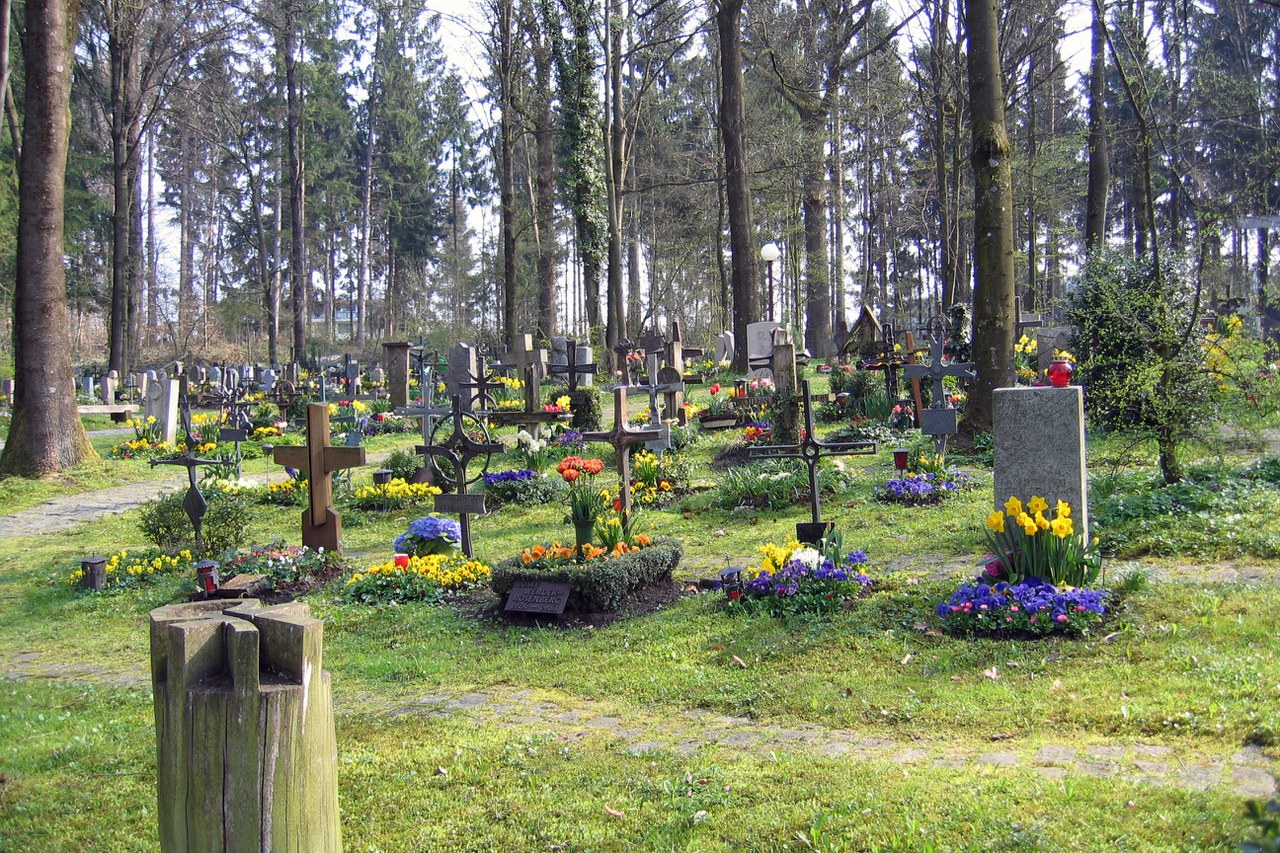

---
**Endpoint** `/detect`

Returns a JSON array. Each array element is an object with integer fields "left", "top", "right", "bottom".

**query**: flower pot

[
  {"left": 573, "top": 518, "right": 595, "bottom": 552},
  {"left": 698, "top": 413, "right": 738, "bottom": 431},
  {"left": 1046, "top": 359, "right": 1074, "bottom": 388}
]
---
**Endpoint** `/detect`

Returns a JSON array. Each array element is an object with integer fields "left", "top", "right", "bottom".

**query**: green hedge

[{"left": 490, "top": 538, "right": 682, "bottom": 612}]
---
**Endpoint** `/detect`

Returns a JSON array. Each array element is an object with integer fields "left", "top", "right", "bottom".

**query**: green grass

[{"left": 0, "top": 394, "right": 1277, "bottom": 850}]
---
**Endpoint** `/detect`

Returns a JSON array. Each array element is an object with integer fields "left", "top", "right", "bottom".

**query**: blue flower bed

[
  {"left": 936, "top": 577, "right": 1108, "bottom": 636},
  {"left": 393, "top": 516, "right": 462, "bottom": 556},
  {"left": 724, "top": 544, "right": 873, "bottom": 617},
  {"left": 874, "top": 471, "right": 973, "bottom": 506},
  {"left": 483, "top": 469, "right": 536, "bottom": 486}
]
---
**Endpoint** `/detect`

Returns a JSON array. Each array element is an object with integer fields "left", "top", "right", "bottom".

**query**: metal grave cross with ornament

[
  {"left": 582, "top": 387, "right": 665, "bottom": 522},
  {"left": 746, "top": 379, "right": 877, "bottom": 544},
  {"left": 624, "top": 352, "right": 679, "bottom": 454},
  {"left": 547, "top": 340, "right": 598, "bottom": 393},
  {"left": 416, "top": 394, "right": 503, "bottom": 558},
  {"left": 150, "top": 398, "right": 226, "bottom": 553},
  {"left": 903, "top": 317, "right": 974, "bottom": 454}
]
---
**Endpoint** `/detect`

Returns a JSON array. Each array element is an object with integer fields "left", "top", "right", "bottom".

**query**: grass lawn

[{"left": 0, "top": 386, "right": 1277, "bottom": 850}]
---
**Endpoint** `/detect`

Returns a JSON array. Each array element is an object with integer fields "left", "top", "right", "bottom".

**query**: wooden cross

[
  {"left": 904, "top": 316, "right": 975, "bottom": 454},
  {"left": 582, "top": 388, "right": 665, "bottom": 521},
  {"left": 417, "top": 394, "right": 504, "bottom": 557},
  {"left": 273, "top": 403, "right": 366, "bottom": 551},
  {"left": 612, "top": 338, "right": 635, "bottom": 384},
  {"left": 662, "top": 321, "right": 689, "bottom": 425},
  {"left": 548, "top": 340, "right": 598, "bottom": 392},
  {"left": 747, "top": 379, "right": 877, "bottom": 543},
  {"left": 150, "top": 399, "right": 224, "bottom": 552},
  {"left": 497, "top": 333, "right": 549, "bottom": 382},
  {"left": 636, "top": 329, "right": 666, "bottom": 355}
]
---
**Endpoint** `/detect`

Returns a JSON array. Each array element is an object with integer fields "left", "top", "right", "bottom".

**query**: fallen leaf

[
  {"left": 1006, "top": 661, "right": 1020, "bottom": 668},
  {"left": 925, "top": 629, "right": 945, "bottom": 638},
  {"left": 1050, "top": 679, "right": 1063, "bottom": 691},
  {"left": 713, "top": 529, "right": 726, "bottom": 537},
  {"left": 732, "top": 655, "right": 748, "bottom": 669},
  {"left": 900, "top": 653, "right": 913, "bottom": 666},
  {"left": 912, "top": 623, "right": 929, "bottom": 632},
  {"left": 1102, "top": 632, "right": 1120, "bottom": 643},
  {"left": 983, "top": 667, "right": 1000, "bottom": 680},
  {"left": 604, "top": 806, "right": 625, "bottom": 819},
  {"left": 435, "top": 767, "right": 448, "bottom": 776},
  {"left": 710, "top": 643, "right": 725, "bottom": 651},
  {"left": 1125, "top": 801, "right": 1136, "bottom": 809},
  {"left": 1046, "top": 652, "right": 1060, "bottom": 663},
  {"left": 989, "top": 732, "right": 1015, "bottom": 741}
]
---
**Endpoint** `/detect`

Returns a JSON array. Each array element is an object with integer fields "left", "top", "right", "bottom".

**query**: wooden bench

[{"left": 77, "top": 404, "right": 136, "bottom": 423}]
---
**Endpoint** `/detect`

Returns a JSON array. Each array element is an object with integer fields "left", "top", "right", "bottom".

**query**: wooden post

[
  {"left": 274, "top": 403, "right": 366, "bottom": 551},
  {"left": 149, "top": 599, "right": 340, "bottom": 853}
]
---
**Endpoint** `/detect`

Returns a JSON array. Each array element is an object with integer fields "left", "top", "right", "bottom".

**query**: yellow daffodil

[
  {"left": 1004, "top": 495, "right": 1023, "bottom": 517},
  {"left": 986, "top": 511, "right": 1005, "bottom": 533},
  {"left": 1050, "top": 516, "right": 1073, "bottom": 538},
  {"left": 1027, "top": 495, "right": 1048, "bottom": 515},
  {"left": 1035, "top": 512, "right": 1050, "bottom": 531},
  {"left": 1056, "top": 499, "right": 1071, "bottom": 518}
]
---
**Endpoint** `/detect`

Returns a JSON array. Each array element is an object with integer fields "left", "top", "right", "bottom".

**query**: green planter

[{"left": 491, "top": 538, "right": 683, "bottom": 612}]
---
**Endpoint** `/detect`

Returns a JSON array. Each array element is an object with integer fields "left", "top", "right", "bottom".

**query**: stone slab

[{"left": 993, "top": 386, "right": 1088, "bottom": 540}]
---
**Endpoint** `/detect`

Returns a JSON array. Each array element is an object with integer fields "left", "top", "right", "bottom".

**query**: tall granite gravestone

[
  {"left": 993, "top": 386, "right": 1088, "bottom": 540},
  {"left": 144, "top": 378, "right": 181, "bottom": 445},
  {"left": 149, "top": 599, "right": 340, "bottom": 853},
  {"left": 445, "top": 343, "right": 480, "bottom": 412},
  {"left": 102, "top": 370, "right": 119, "bottom": 404}
]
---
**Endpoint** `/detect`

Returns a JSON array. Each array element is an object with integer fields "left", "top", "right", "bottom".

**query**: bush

[
  {"left": 384, "top": 448, "right": 426, "bottom": 483},
  {"left": 568, "top": 386, "right": 602, "bottom": 431},
  {"left": 491, "top": 538, "right": 682, "bottom": 612},
  {"left": 138, "top": 490, "right": 252, "bottom": 556}
]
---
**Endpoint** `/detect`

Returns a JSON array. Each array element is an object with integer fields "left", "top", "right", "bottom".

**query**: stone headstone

[
  {"left": 81, "top": 375, "right": 96, "bottom": 399},
  {"left": 260, "top": 367, "right": 278, "bottom": 392},
  {"left": 146, "top": 368, "right": 159, "bottom": 382},
  {"left": 284, "top": 362, "right": 300, "bottom": 385},
  {"left": 574, "top": 345, "right": 594, "bottom": 387},
  {"left": 102, "top": 370, "right": 119, "bottom": 404},
  {"left": 382, "top": 342, "right": 413, "bottom": 408},
  {"left": 993, "top": 386, "right": 1088, "bottom": 541},
  {"left": 549, "top": 336, "right": 569, "bottom": 367},
  {"left": 225, "top": 368, "right": 240, "bottom": 390},
  {"left": 1036, "top": 327, "right": 1073, "bottom": 378},
  {"left": 149, "top": 599, "right": 340, "bottom": 853},
  {"left": 171, "top": 360, "right": 184, "bottom": 377},
  {"left": 714, "top": 331, "right": 735, "bottom": 365},
  {"left": 131, "top": 372, "right": 148, "bottom": 399},
  {"left": 369, "top": 365, "right": 384, "bottom": 385},
  {"left": 747, "top": 321, "right": 784, "bottom": 380},
  {"left": 208, "top": 365, "right": 222, "bottom": 386},
  {"left": 145, "top": 379, "right": 180, "bottom": 445},
  {"left": 445, "top": 343, "right": 479, "bottom": 412},
  {"left": 193, "top": 365, "right": 207, "bottom": 385}
]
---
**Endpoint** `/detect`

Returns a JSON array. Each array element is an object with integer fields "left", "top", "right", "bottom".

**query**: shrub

[
  {"left": 138, "top": 490, "right": 252, "bottom": 556},
  {"left": 936, "top": 579, "right": 1108, "bottom": 637},
  {"left": 341, "top": 553, "right": 492, "bottom": 604},
  {"left": 491, "top": 538, "right": 682, "bottom": 612},
  {"left": 482, "top": 469, "right": 562, "bottom": 505},
  {"left": 568, "top": 386, "right": 602, "bottom": 431},
  {"left": 384, "top": 448, "right": 426, "bottom": 483}
]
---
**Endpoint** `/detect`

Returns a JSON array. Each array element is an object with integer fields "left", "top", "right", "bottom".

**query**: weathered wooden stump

[{"left": 149, "top": 599, "right": 341, "bottom": 853}]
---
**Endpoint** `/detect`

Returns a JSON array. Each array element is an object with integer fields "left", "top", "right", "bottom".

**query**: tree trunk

[
  {"left": 532, "top": 4, "right": 557, "bottom": 341},
  {"left": 715, "top": 0, "right": 757, "bottom": 372},
  {"left": 962, "top": 0, "right": 1016, "bottom": 438},
  {"left": 0, "top": 0, "right": 96, "bottom": 476},
  {"left": 108, "top": 13, "right": 135, "bottom": 376},
  {"left": 495, "top": 0, "right": 518, "bottom": 350},
  {"left": 283, "top": 2, "right": 307, "bottom": 363}
]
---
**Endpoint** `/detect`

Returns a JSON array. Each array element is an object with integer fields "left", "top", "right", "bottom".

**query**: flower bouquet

[
  {"left": 984, "top": 495, "right": 1100, "bottom": 588},
  {"left": 557, "top": 456, "right": 608, "bottom": 551}
]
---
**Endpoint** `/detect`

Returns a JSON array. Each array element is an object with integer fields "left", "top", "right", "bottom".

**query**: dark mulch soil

[
  {"left": 242, "top": 563, "right": 347, "bottom": 605},
  {"left": 461, "top": 578, "right": 700, "bottom": 629}
]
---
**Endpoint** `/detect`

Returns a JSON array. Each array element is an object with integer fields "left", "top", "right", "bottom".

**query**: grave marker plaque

[{"left": 503, "top": 580, "right": 572, "bottom": 616}]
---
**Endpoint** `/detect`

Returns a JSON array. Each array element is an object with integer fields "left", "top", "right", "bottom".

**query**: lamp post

[{"left": 760, "top": 242, "right": 781, "bottom": 321}]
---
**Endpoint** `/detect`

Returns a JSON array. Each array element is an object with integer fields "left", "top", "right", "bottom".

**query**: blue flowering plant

[
  {"left": 721, "top": 532, "right": 873, "bottom": 617},
  {"left": 936, "top": 577, "right": 1108, "bottom": 636},
  {"left": 393, "top": 516, "right": 463, "bottom": 557},
  {"left": 875, "top": 450, "right": 974, "bottom": 506}
]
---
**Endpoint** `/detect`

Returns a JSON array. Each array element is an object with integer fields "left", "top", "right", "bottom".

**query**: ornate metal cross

[
  {"left": 456, "top": 356, "right": 506, "bottom": 413},
  {"left": 747, "top": 379, "right": 877, "bottom": 544},
  {"left": 548, "top": 340, "right": 598, "bottom": 393},
  {"left": 903, "top": 316, "right": 974, "bottom": 454},
  {"left": 623, "top": 352, "right": 680, "bottom": 454},
  {"left": 417, "top": 394, "right": 503, "bottom": 557},
  {"left": 582, "top": 388, "right": 665, "bottom": 521},
  {"left": 150, "top": 399, "right": 226, "bottom": 552},
  {"left": 273, "top": 403, "right": 367, "bottom": 551}
]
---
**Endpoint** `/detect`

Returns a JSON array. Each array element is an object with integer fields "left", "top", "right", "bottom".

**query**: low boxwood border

[{"left": 491, "top": 538, "right": 683, "bottom": 612}]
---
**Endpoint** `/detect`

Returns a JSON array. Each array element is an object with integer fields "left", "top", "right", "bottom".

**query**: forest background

[{"left": 0, "top": 0, "right": 1275, "bottom": 379}]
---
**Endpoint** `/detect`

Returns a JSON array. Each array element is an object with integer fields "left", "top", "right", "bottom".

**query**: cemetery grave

[{"left": 0, "top": 339, "right": 1279, "bottom": 851}]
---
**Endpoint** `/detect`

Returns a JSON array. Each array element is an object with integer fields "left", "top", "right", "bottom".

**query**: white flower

[
  {"left": 791, "top": 547, "right": 821, "bottom": 570},
  {"left": 516, "top": 430, "right": 533, "bottom": 446}
]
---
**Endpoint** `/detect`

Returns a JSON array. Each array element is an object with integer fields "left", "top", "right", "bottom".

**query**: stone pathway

[{"left": 0, "top": 648, "right": 1273, "bottom": 799}]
